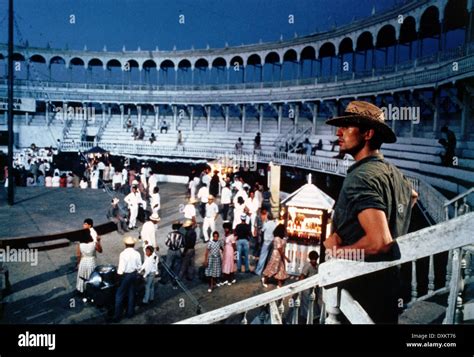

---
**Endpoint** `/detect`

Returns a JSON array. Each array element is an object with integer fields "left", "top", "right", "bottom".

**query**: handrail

[
  {"left": 176, "top": 213, "right": 473, "bottom": 324},
  {"left": 444, "top": 187, "right": 474, "bottom": 207},
  {"left": 318, "top": 213, "right": 473, "bottom": 287},
  {"left": 176, "top": 273, "right": 320, "bottom": 324}
]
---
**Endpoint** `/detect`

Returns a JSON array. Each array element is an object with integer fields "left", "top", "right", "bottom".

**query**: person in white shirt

[
  {"left": 183, "top": 198, "right": 197, "bottom": 225},
  {"left": 124, "top": 186, "right": 146, "bottom": 229},
  {"left": 45, "top": 174, "right": 53, "bottom": 188},
  {"left": 113, "top": 236, "right": 142, "bottom": 321},
  {"left": 197, "top": 185, "right": 209, "bottom": 218},
  {"left": 188, "top": 178, "right": 197, "bottom": 202},
  {"left": 233, "top": 196, "right": 247, "bottom": 229},
  {"left": 245, "top": 190, "right": 260, "bottom": 237},
  {"left": 220, "top": 183, "right": 232, "bottom": 221},
  {"left": 148, "top": 171, "right": 158, "bottom": 196},
  {"left": 233, "top": 187, "right": 248, "bottom": 207},
  {"left": 90, "top": 166, "right": 99, "bottom": 189},
  {"left": 140, "top": 164, "right": 148, "bottom": 190},
  {"left": 121, "top": 167, "right": 128, "bottom": 186},
  {"left": 203, "top": 195, "right": 219, "bottom": 242},
  {"left": 112, "top": 171, "right": 123, "bottom": 191},
  {"left": 149, "top": 186, "right": 161, "bottom": 216},
  {"left": 139, "top": 245, "right": 159, "bottom": 304},
  {"left": 108, "top": 163, "right": 115, "bottom": 181},
  {"left": 140, "top": 213, "right": 160, "bottom": 251},
  {"left": 83, "top": 218, "right": 98, "bottom": 243},
  {"left": 79, "top": 178, "right": 88, "bottom": 189},
  {"left": 201, "top": 168, "right": 211, "bottom": 187},
  {"left": 51, "top": 172, "right": 60, "bottom": 187}
]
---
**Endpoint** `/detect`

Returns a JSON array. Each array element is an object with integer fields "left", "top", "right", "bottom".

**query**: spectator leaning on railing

[{"left": 323, "top": 100, "right": 418, "bottom": 324}]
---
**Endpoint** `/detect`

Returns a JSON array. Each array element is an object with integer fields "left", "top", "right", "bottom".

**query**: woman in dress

[
  {"left": 262, "top": 224, "right": 290, "bottom": 288},
  {"left": 203, "top": 231, "right": 224, "bottom": 293},
  {"left": 221, "top": 222, "right": 237, "bottom": 286},
  {"left": 76, "top": 230, "right": 103, "bottom": 296}
]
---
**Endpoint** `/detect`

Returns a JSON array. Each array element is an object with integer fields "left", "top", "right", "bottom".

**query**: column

[
  {"left": 467, "top": 6, "right": 474, "bottom": 45},
  {"left": 224, "top": 105, "right": 229, "bottom": 132},
  {"left": 83, "top": 102, "right": 88, "bottom": 122},
  {"left": 108, "top": 104, "right": 112, "bottom": 120},
  {"left": 120, "top": 104, "right": 124, "bottom": 128},
  {"left": 312, "top": 102, "right": 318, "bottom": 135},
  {"left": 63, "top": 102, "right": 68, "bottom": 123},
  {"left": 241, "top": 104, "right": 246, "bottom": 133},
  {"left": 189, "top": 105, "right": 194, "bottom": 131},
  {"left": 206, "top": 105, "right": 211, "bottom": 133},
  {"left": 172, "top": 104, "right": 177, "bottom": 131},
  {"left": 294, "top": 103, "right": 299, "bottom": 133},
  {"left": 137, "top": 104, "right": 142, "bottom": 128},
  {"left": 277, "top": 104, "right": 282, "bottom": 134},
  {"left": 102, "top": 103, "right": 106, "bottom": 123},
  {"left": 154, "top": 105, "right": 159, "bottom": 130},
  {"left": 461, "top": 88, "right": 470, "bottom": 140},
  {"left": 25, "top": 112, "right": 29, "bottom": 124},
  {"left": 259, "top": 104, "right": 263, "bottom": 133},
  {"left": 433, "top": 89, "right": 439, "bottom": 133},
  {"left": 45, "top": 101, "right": 50, "bottom": 123}
]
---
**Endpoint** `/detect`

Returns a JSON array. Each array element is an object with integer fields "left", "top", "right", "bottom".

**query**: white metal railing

[
  {"left": 442, "top": 187, "right": 474, "bottom": 323},
  {"left": 177, "top": 213, "right": 473, "bottom": 324}
]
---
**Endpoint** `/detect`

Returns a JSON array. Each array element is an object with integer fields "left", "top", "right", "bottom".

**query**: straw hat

[
  {"left": 183, "top": 220, "right": 193, "bottom": 228},
  {"left": 123, "top": 236, "right": 137, "bottom": 245},
  {"left": 150, "top": 213, "right": 161, "bottom": 222},
  {"left": 325, "top": 101, "right": 396, "bottom": 143}
]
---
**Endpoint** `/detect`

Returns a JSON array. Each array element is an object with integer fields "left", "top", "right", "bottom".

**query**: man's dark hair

[
  {"left": 308, "top": 250, "right": 319, "bottom": 261},
  {"left": 145, "top": 245, "right": 154, "bottom": 254},
  {"left": 358, "top": 125, "right": 384, "bottom": 150},
  {"left": 441, "top": 125, "right": 448, "bottom": 133},
  {"left": 84, "top": 218, "right": 93, "bottom": 226},
  {"left": 273, "top": 224, "right": 287, "bottom": 238},
  {"left": 172, "top": 222, "right": 182, "bottom": 230}
]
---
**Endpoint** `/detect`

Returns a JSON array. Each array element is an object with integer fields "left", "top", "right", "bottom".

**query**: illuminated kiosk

[{"left": 280, "top": 176, "right": 334, "bottom": 276}]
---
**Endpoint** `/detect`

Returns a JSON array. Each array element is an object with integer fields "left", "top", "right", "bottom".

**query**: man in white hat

[
  {"left": 202, "top": 195, "right": 219, "bottom": 242},
  {"left": 140, "top": 213, "right": 160, "bottom": 250},
  {"left": 323, "top": 100, "right": 418, "bottom": 324},
  {"left": 124, "top": 185, "right": 146, "bottom": 229},
  {"left": 183, "top": 197, "right": 197, "bottom": 226},
  {"left": 113, "top": 236, "right": 142, "bottom": 322},
  {"left": 106, "top": 198, "right": 128, "bottom": 234}
]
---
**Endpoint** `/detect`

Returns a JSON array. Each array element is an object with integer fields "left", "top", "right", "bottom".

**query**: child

[
  {"left": 203, "top": 231, "right": 224, "bottom": 292},
  {"left": 140, "top": 245, "right": 159, "bottom": 304},
  {"left": 299, "top": 250, "right": 320, "bottom": 321}
]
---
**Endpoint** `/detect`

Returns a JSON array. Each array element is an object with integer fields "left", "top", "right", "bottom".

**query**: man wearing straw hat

[
  {"left": 140, "top": 213, "right": 161, "bottom": 251},
  {"left": 323, "top": 101, "right": 418, "bottom": 324},
  {"left": 113, "top": 236, "right": 142, "bottom": 322}
]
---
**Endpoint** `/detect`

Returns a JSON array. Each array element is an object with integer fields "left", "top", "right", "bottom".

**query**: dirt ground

[{"left": 1, "top": 183, "right": 301, "bottom": 325}]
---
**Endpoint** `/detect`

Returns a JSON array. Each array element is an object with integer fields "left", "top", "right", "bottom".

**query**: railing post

[
  {"left": 428, "top": 255, "right": 435, "bottom": 294},
  {"left": 306, "top": 288, "right": 316, "bottom": 325},
  {"left": 322, "top": 287, "right": 341, "bottom": 324},
  {"left": 411, "top": 260, "right": 418, "bottom": 302},
  {"left": 446, "top": 250, "right": 453, "bottom": 288}
]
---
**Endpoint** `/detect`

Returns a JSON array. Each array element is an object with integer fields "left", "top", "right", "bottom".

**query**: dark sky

[{"left": 0, "top": 0, "right": 402, "bottom": 51}]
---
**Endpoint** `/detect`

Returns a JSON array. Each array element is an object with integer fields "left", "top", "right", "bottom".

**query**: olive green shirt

[{"left": 332, "top": 153, "right": 413, "bottom": 260}]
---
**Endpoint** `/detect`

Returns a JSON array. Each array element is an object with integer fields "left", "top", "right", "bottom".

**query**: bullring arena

[{"left": 0, "top": 0, "right": 473, "bottom": 329}]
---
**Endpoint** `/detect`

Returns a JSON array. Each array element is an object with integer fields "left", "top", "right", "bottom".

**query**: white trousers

[
  {"left": 129, "top": 205, "right": 138, "bottom": 228},
  {"left": 202, "top": 217, "right": 216, "bottom": 242}
]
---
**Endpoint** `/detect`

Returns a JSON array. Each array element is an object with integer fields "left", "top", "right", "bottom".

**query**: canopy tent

[
  {"left": 84, "top": 146, "right": 109, "bottom": 155},
  {"left": 281, "top": 182, "right": 335, "bottom": 211}
]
